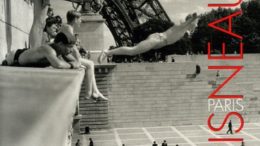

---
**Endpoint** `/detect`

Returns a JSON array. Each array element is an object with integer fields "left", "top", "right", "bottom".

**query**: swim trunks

[
  {"left": 158, "top": 33, "right": 168, "bottom": 46},
  {"left": 13, "top": 48, "right": 28, "bottom": 66},
  {"left": 149, "top": 33, "right": 168, "bottom": 46}
]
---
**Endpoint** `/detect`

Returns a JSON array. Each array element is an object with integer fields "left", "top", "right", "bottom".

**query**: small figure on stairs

[
  {"left": 152, "top": 141, "right": 158, "bottom": 146},
  {"left": 89, "top": 138, "right": 94, "bottom": 146},
  {"left": 162, "top": 140, "right": 168, "bottom": 146},
  {"left": 75, "top": 139, "right": 81, "bottom": 146},
  {"left": 241, "top": 140, "right": 245, "bottom": 146},
  {"left": 226, "top": 120, "right": 233, "bottom": 134}
]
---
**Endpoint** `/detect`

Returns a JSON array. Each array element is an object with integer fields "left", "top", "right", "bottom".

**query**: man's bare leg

[
  {"left": 29, "top": 0, "right": 49, "bottom": 49},
  {"left": 80, "top": 58, "right": 108, "bottom": 101},
  {"left": 80, "top": 59, "right": 93, "bottom": 99},
  {"left": 98, "top": 15, "right": 198, "bottom": 63},
  {"left": 91, "top": 69, "right": 108, "bottom": 101}
]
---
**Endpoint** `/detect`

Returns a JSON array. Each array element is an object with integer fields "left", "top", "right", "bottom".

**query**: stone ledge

[
  {"left": 95, "top": 64, "right": 117, "bottom": 68},
  {"left": 81, "top": 15, "right": 105, "bottom": 23}
]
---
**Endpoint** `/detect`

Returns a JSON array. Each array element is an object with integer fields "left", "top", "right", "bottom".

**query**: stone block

[{"left": 75, "top": 15, "right": 105, "bottom": 63}]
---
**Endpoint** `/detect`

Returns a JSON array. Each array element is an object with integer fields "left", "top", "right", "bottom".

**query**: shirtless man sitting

[{"left": 60, "top": 10, "right": 106, "bottom": 102}]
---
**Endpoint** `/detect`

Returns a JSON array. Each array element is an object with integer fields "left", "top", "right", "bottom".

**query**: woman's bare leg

[
  {"left": 29, "top": 0, "right": 49, "bottom": 49},
  {"left": 81, "top": 60, "right": 93, "bottom": 99},
  {"left": 80, "top": 59, "right": 94, "bottom": 99}
]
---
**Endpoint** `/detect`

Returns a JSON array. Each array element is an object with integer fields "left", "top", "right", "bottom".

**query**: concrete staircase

[
  {"left": 78, "top": 55, "right": 260, "bottom": 129},
  {"left": 108, "top": 63, "right": 207, "bottom": 127}
]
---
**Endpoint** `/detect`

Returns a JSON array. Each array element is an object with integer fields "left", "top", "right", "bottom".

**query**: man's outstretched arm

[{"left": 42, "top": 46, "right": 73, "bottom": 69}]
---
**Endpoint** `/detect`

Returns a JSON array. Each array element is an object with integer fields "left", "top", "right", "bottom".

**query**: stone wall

[{"left": 0, "top": 0, "right": 33, "bottom": 62}]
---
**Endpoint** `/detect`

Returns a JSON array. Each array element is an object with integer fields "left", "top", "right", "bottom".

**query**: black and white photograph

[{"left": 0, "top": 0, "right": 260, "bottom": 146}]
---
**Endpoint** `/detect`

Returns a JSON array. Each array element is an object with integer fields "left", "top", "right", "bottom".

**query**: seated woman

[
  {"left": 42, "top": 17, "right": 58, "bottom": 45},
  {"left": 98, "top": 13, "right": 199, "bottom": 63}
]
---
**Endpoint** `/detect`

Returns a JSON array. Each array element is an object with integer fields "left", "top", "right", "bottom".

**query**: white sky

[{"left": 160, "top": 0, "right": 247, "bottom": 24}]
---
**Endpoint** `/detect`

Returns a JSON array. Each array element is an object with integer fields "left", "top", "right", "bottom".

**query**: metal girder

[{"left": 100, "top": 0, "right": 171, "bottom": 46}]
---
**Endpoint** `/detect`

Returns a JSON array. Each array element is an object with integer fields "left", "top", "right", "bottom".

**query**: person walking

[
  {"left": 161, "top": 140, "right": 167, "bottom": 146},
  {"left": 75, "top": 139, "right": 81, "bottom": 146},
  {"left": 152, "top": 141, "right": 158, "bottom": 146},
  {"left": 89, "top": 138, "right": 94, "bottom": 146},
  {"left": 226, "top": 120, "right": 233, "bottom": 134}
]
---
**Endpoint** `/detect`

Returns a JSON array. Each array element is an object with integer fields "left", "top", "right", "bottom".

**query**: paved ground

[{"left": 73, "top": 123, "right": 260, "bottom": 146}]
